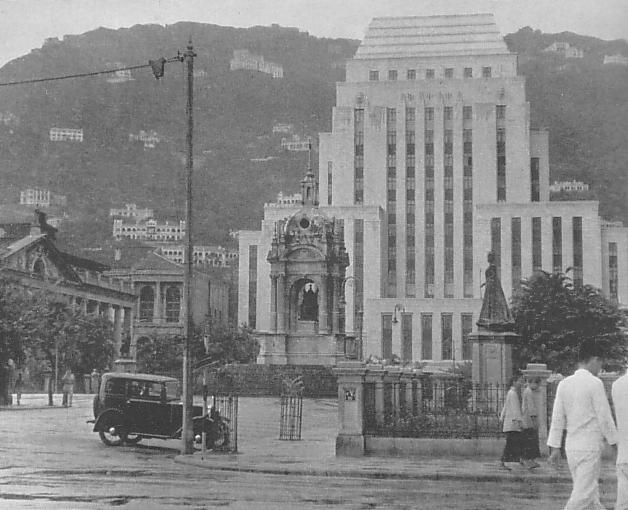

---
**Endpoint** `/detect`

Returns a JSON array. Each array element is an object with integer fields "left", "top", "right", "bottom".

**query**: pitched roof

[
  {"left": 354, "top": 13, "right": 510, "bottom": 60},
  {"left": 131, "top": 251, "right": 184, "bottom": 273}
]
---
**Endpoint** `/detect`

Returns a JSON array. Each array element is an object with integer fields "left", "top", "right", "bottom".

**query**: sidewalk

[
  {"left": 174, "top": 397, "right": 616, "bottom": 483},
  {"left": 0, "top": 393, "right": 93, "bottom": 410},
  {"left": 174, "top": 438, "right": 617, "bottom": 484}
]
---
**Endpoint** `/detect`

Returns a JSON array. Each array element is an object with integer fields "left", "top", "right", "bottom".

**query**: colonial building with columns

[
  {"left": 239, "top": 14, "right": 628, "bottom": 367},
  {"left": 105, "top": 251, "right": 229, "bottom": 356},
  {"left": 0, "top": 221, "right": 136, "bottom": 357}
]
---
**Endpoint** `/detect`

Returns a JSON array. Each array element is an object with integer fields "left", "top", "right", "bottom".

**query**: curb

[
  {"left": 0, "top": 405, "right": 70, "bottom": 411},
  {"left": 173, "top": 455, "right": 607, "bottom": 484}
]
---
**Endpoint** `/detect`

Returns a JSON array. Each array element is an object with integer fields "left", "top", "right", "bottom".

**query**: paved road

[{"left": 0, "top": 395, "right": 616, "bottom": 509}]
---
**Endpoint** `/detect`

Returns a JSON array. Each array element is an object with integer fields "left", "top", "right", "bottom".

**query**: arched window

[
  {"left": 165, "top": 286, "right": 181, "bottom": 322},
  {"left": 139, "top": 286, "right": 154, "bottom": 321},
  {"left": 33, "top": 258, "right": 45, "bottom": 277}
]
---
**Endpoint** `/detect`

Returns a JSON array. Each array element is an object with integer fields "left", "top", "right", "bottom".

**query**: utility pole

[{"left": 181, "top": 39, "right": 196, "bottom": 455}]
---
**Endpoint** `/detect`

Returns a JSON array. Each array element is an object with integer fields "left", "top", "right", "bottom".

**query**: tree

[
  {"left": 511, "top": 271, "right": 628, "bottom": 373},
  {"left": 135, "top": 322, "right": 259, "bottom": 377},
  {"left": 0, "top": 283, "right": 32, "bottom": 404}
]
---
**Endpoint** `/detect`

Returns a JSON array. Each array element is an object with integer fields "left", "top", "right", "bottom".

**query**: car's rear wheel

[{"left": 98, "top": 414, "right": 127, "bottom": 446}]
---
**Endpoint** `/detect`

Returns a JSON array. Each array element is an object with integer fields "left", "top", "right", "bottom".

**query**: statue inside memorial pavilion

[
  {"left": 477, "top": 251, "right": 515, "bottom": 332},
  {"left": 299, "top": 282, "right": 319, "bottom": 321}
]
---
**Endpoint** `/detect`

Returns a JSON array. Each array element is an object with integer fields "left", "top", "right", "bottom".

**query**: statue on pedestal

[{"left": 477, "top": 251, "right": 515, "bottom": 332}]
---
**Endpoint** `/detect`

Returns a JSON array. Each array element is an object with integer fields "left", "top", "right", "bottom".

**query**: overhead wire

[{"left": 0, "top": 56, "right": 182, "bottom": 87}]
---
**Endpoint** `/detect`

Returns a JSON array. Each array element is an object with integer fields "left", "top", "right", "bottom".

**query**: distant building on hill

[
  {"left": 49, "top": 127, "right": 83, "bottom": 142},
  {"left": 550, "top": 180, "right": 590, "bottom": 193},
  {"left": 230, "top": 49, "right": 284, "bottom": 78},
  {"left": 109, "top": 203, "right": 154, "bottom": 221},
  {"left": 543, "top": 42, "right": 584, "bottom": 59},
  {"left": 603, "top": 54, "right": 628, "bottom": 66},
  {"left": 128, "top": 130, "right": 160, "bottom": 149},
  {"left": 20, "top": 188, "right": 67, "bottom": 207},
  {"left": 113, "top": 218, "right": 186, "bottom": 242},
  {"left": 272, "top": 123, "right": 294, "bottom": 134},
  {"left": 266, "top": 192, "right": 303, "bottom": 208},
  {"left": 159, "top": 245, "right": 238, "bottom": 268},
  {"left": 281, "top": 135, "right": 311, "bottom": 151}
]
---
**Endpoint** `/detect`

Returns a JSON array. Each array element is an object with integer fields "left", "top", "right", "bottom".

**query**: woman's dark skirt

[
  {"left": 501, "top": 431, "right": 523, "bottom": 462},
  {"left": 521, "top": 428, "right": 541, "bottom": 460}
]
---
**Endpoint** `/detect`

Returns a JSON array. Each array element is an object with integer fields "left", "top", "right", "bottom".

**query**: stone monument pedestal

[{"left": 468, "top": 330, "right": 519, "bottom": 387}]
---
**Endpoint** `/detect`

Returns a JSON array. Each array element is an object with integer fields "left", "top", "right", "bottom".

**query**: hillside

[
  {"left": 0, "top": 23, "right": 358, "bottom": 249},
  {"left": 505, "top": 27, "right": 628, "bottom": 221},
  {"left": 0, "top": 23, "right": 626, "bottom": 253}
]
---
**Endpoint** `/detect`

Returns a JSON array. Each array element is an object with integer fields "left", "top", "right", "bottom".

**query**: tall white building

[{"left": 239, "top": 14, "right": 628, "bottom": 367}]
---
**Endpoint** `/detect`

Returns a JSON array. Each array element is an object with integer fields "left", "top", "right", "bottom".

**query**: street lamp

[
  {"left": 392, "top": 304, "right": 405, "bottom": 325},
  {"left": 338, "top": 276, "right": 363, "bottom": 360}
]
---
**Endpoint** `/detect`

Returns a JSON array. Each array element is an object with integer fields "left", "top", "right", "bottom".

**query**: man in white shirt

[
  {"left": 548, "top": 339, "right": 617, "bottom": 509},
  {"left": 612, "top": 371, "right": 628, "bottom": 509}
]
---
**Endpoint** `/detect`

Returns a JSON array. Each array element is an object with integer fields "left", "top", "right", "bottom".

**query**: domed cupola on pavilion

[{"left": 258, "top": 166, "right": 350, "bottom": 365}]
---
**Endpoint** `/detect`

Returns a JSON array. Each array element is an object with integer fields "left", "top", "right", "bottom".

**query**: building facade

[
  {"left": 105, "top": 252, "right": 230, "bottom": 354},
  {"left": 239, "top": 14, "right": 628, "bottom": 367},
  {"left": 230, "top": 50, "right": 284, "bottom": 78},
  {"left": 0, "top": 221, "right": 136, "bottom": 358},
  {"left": 49, "top": 128, "right": 83, "bottom": 142},
  {"left": 113, "top": 218, "right": 186, "bottom": 242},
  {"left": 159, "top": 245, "right": 238, "bottom": 268},
  {"left": 549, "top": 180, "right": 590, "bottom": 193},
  {"left": 109, "top": 203, "right": 154, "bottom": 221}
]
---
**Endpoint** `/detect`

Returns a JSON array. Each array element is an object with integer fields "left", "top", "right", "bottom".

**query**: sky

[{"left": 0, "top": 0, "right": 627, "bottom": 67}]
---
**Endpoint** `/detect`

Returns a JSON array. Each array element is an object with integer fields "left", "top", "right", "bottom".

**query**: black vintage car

[{"left": 91, "top": 372, "right": 228, "bottom": 448}]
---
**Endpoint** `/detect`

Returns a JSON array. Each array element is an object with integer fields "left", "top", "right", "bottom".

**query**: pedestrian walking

[
  {"left": 548, "top": 339, "right": 617, "bottom": 509},
  {"left": 612, "top": 369, "right": 628, "bottom": 510},
  {"left": 90, "top": 369, "right": 100, "bottom": 394},
  {"left": 499, "top": 372, "right": 525, "bottom": 470},
  {"left": 521, "top": 377, "right": 541, "bottom": 469},
  {"left": 14, "top": 372, "right": 23, "bottom": 406},
  {"left": 61, "top": 369, "right": 75, "bottom": 407}
]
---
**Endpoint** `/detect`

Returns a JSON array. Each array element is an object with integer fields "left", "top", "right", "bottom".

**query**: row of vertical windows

[
  {"left": 369, "top": 66, "right": 492, "bottom": 81},
  {"left": 248, "top": 245, "right": 257, "bottom": 328},
  {"left": 463, "top": 107, "right": 473, "bottom": 297},
  {"left": 493, "top": 217, "right": 583, "bottom": 289},
  {"left": 327, "top": 161, "right": 332, "bottom": 205},
  {"left": 532, "top": 217, "right": 542, "bottom": 271},
  {"left": 573, "top": 217, "right": 583, "bottom": 286},
  {"left": 552, "top": 217, "right": 562, "bottom": 274},
  {"left": 491, "top": 218, "right": 501, "bottom": 281},
  {"left": 496, "top": 105, "right": 506, "bottom": 201},
  {"left": 511, "top": 218, "right": 522, "bottom": 292},
  {"left": 354, "top": 109, "right": 364, "bottom": 205},
  {"left": 609, "top": 242, "right": 618, "bottom": 303},
  {"left": 424, "top": 107, "right": 434, "bottom": 298},
  {"left": 354, "top": 219, "right": 364, "bottom": 330},
  {"left": 386, "top": 108, "right": 397, "bottom": 297},
  {"left": 406, "top": 107, "right": 416, "bottom": 297},
  {"left": 381, "top": 312, "right": 474, "bottom": 361},
  {"left": 531, "top": 158, "right": 540, "bottom": 202},
  {"left": 443, "top": 107, "right": 454, "bottom": 298}
]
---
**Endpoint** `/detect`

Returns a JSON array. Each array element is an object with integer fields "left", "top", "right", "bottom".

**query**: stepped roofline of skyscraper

[{"left": 354, "top": 13, "right": 511, "bottom": 60}]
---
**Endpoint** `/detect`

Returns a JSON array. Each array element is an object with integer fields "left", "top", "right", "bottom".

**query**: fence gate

[
  {"left": 279, "top": 376, "right": 304, "bottom": 440},
  {"left": 211, "top": 394, "right": 238, "bottom": 452}
]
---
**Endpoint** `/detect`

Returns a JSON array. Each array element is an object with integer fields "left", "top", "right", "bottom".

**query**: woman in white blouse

[{"left": 500, "top": 373, "right": 525, "bottom": 470}]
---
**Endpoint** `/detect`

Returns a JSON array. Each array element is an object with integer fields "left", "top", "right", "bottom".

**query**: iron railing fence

[{"left": 364, "top": 378, "right": 507, "bottom": 439}]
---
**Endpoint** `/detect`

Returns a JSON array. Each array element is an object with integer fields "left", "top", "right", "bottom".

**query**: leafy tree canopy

[{"left": 511, "top": 271, "right": 627, "bottom": 373}]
